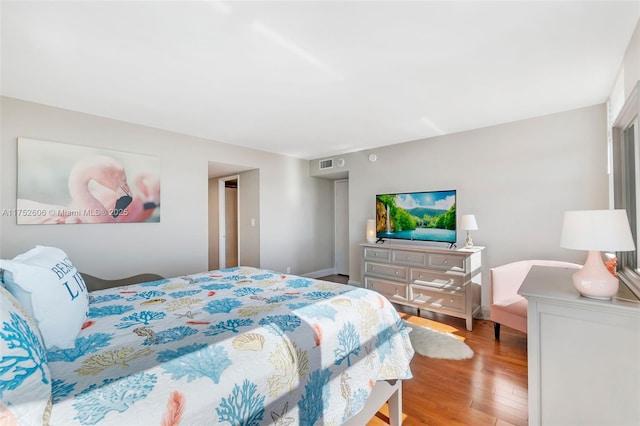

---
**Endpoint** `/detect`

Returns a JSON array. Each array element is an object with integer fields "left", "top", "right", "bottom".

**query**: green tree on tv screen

[{"left": 437, "top": 203, "right": 456, "bottom": 230}]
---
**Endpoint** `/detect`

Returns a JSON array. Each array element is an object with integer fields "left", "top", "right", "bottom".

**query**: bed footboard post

[{"left": 388, "top": 380, "right": 402, "bottom": 426}]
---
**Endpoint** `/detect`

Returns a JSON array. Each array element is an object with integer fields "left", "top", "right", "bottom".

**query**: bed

[{"left": 1, "top": 250, "right": 414, "bottom": 426}]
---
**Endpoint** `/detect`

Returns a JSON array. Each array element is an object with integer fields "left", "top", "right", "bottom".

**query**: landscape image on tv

[{"left": 376, "top": 190, "right": 456, "bottom": 243}]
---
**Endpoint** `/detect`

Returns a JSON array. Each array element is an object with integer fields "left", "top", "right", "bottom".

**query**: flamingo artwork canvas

[{"left": 14, "top": 138, "right": 160, "bottom": 224}]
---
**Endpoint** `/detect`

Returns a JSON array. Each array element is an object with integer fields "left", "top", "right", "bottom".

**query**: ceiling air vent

[{"left": 319, "top": 158, "right": 334, "bottom": 170}]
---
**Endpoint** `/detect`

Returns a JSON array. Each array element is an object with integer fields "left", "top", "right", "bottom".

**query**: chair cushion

[
  {"left": 494, "top": 294, "right": 525, "bottom": 307},
  {"left": 498, "top": 298, "right": 528, "bottom": 317}
]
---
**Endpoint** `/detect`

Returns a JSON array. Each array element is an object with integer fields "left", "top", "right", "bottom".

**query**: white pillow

[
  {"left": 0, "top": 285, "right": 52, "bottom": 424},
  {"left": 0, "top": 246, "right": 89, "bottom": 349}
]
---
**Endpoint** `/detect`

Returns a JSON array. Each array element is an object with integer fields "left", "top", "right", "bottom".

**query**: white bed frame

[{"left": 343, "top": 379, "right": 403, "bottom": 425}]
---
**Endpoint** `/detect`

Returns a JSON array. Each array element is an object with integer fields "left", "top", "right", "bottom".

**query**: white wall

[
  {"left": 208, "top": 177, "right": 220, "bottom": 270},
  {"left": 312, "top": 104, "right": 609, "bottom": 308},
  {"left": 0, "top": 97, "right": 334, "bottom": 278},
  {"left": 259, "top": 157, "right": 335, "bottom": 276},
  {"left": 609, "top": 19, "right": 640, "bottom": 125},
  {"left": 622, "top": 20, "right": 640, "bottom": 100},
  {"left": 238, "top": 169, "right": 261, "bottom": 268}
]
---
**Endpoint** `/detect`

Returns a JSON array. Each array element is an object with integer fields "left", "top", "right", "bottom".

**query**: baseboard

[
  {"left": 480, "top": 306, "right": 490, "bottom": 320},
  {"left": 301, "top": 267, "right": 336, "bottom": 278}
]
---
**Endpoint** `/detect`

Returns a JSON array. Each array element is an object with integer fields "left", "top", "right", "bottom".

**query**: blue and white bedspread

[{"left": 47, "top": 267, "right": 414, "bottom": 425}]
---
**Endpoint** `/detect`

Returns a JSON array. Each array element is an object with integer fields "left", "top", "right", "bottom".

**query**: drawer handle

[
  {"left": 450, "top": 298, "right": 454, "bottom": 303},
  {"left": 394, "top": 271, "right": 399, "bottom": 275},
  {"left": 444, "top": 260, "right": 448, "bottom": 264}
]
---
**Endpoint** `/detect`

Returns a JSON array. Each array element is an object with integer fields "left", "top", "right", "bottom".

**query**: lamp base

[
  {"left": 464, "top": 231, "right": 473, "bottom": 249},
  {"left": 572, "top": 250, "right": 619, "bottom": 299}
]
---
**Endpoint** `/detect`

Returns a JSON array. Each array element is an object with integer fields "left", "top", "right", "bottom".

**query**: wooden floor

[{"left": 318, "top": 275, "right": 529, "bottom": 426}]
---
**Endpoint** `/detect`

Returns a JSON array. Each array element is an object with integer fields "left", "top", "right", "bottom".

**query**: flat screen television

[{"left": 376, "top": 190, "right": 456, "bottom": 246}]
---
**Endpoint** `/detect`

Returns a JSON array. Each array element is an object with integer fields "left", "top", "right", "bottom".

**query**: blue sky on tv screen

[{"left": 395, "top": 191, "right": 455, "bottom": 211}]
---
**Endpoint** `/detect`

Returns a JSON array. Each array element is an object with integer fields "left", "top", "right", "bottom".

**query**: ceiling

[{"left": 2, "top": 1, "right": 639, "bottom": 160}]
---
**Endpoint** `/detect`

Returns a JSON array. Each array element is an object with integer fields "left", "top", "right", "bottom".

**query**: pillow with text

[{"left": 0, "top": 246, "right": 89, "bottom": 349}]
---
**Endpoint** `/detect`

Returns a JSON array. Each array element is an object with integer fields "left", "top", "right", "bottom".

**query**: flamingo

[
  {"left": 122, "top": 172, "right": 160, "bottom": 222},
  {"left": 90, "top": 171, "right": 160, "bottom": 222},
  {"left": 67, "top": 155, "right": 133, "bottom": 223},
  {"left": 16, "top": 155, "right": 132, "bottom": 224}
]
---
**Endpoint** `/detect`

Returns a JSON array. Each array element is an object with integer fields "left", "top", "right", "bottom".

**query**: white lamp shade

[
  {"left": 560, "top": 209, "right": 635, "bottom": 252},
  {"left": 366, "top": 219, "right": 376, "bottom": 243},
  {"left": 460, "top": 215, "right": 478, "bottom": 231}
]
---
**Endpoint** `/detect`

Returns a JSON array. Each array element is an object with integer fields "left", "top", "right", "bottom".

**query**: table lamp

[
  {"left": 366, "top": 219, "right": 376, "bottom": 243},
  {"left": 560, "top": 209, "right": 635, "bottom": 299},
  {"left": 461, "top": 214, "right": 478, "bottom": 249}
]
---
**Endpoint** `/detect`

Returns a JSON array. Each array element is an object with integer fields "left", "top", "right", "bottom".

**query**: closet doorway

[{"left": 219, "top": 175, "right": 239, "bottom": 269}]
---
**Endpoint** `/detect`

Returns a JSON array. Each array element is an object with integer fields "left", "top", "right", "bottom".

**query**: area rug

[{"left": 403, "top": 321, "right": 474, "bottom": 360}]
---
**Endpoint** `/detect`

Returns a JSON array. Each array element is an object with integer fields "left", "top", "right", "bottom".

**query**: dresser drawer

[
  {"left": 365, "top": 277, "right": 408, "bottom": 302},
  {"left": 409, "top": 284, "right": 465, "bottom": 312},
  {"left": 363, "top": 246, "right": 391, "bottom": 262},
  {"left": 392, "top": 249, "right": 427, "bottom": 267},
  {"left": 410, "top": 268, "right": 464, "bottom": 289},
  {"left": 427, "top": 253, "right": 465, "bottom": 272},
  {"left": 364, "top": 261, "right": 407, "bottom": 281}
]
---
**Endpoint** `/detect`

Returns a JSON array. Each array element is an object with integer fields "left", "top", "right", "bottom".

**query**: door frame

[{"left": 218, "top": 175, "right": 240, "bottom": 269}]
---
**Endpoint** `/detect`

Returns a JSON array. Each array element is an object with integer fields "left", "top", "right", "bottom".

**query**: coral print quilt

[{"left": 45, "top": 267, "right": 414, "bottom": 425}]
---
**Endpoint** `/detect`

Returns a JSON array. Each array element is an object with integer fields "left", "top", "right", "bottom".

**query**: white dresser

[
  {"left": 360, "top": 243, "right": 483, "bottom": 330},
  {"left": 519, "top": 265, "right": 640, "bottom": 426}
]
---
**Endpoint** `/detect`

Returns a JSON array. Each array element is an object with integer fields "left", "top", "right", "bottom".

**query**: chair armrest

[{"left": 490, "top": 262, "right": 533, "bottom": 304}]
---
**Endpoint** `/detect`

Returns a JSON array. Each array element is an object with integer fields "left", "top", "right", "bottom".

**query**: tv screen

[{"left": 376, "top": 190, "right": 456, "bottom": 245}]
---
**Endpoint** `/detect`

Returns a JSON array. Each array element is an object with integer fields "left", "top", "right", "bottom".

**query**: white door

[{"left": 335, "top": 179, "right": 349, "bottom": 276}]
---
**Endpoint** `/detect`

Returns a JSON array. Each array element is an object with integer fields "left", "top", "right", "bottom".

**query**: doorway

[{"left": 219, "top": 175, "right": 239, "bottom": 269}]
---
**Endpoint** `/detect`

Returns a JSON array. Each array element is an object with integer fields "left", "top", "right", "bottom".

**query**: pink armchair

[{"left": 490, "top": 260, "right": 581, "bottom": 340}]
